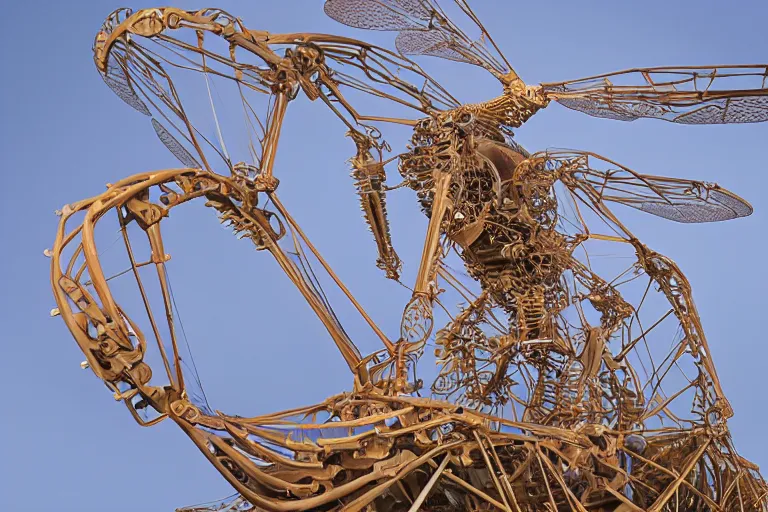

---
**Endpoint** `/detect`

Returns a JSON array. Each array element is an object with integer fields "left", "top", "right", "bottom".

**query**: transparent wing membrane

[
  {"left": 323, "top": 0, "right": 430, "bottom": 30},
  {"left": 324, "top": 0, "right": 515, "bottom": 81},
  {"left": 539, "top": 65, "right": 768, "bottom": 124},
  {"left": 95, "top": 9, "right": 278, "bottom": 174},
  {"left": 531, "top": 150, "right": 754, "bottom": 223}
]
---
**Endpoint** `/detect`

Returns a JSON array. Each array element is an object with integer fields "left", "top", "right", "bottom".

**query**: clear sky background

[{"left": 1, "top": 1, "right": 766, "bottom": 510}]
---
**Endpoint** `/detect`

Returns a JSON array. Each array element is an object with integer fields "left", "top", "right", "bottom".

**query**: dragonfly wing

[
  {"left": 95, "top": 8, "right": 278, "bottom": 173},
  {"left": 630, "top": 186, "right": 752, "bottom": 222},
  {"left": 324, "top": 0, "right": 515, "bottom": 82},
  {"left": 323, "top": 0, "right": 430, "bottom": 30},
  {"left": 151, "top": 119, "right": 202, "bottom": 169},
  {"left": 530, "top": 150, "right": 753, "bottom": 223},
  {"left": 101, "top": 44, "right": 152, "bottom": 117},
  {"left": 396, "top": 29, "right": 485, "bottom": 66},
  {"left": 538, "top": 66, "right": 768, "bottom": 124}
]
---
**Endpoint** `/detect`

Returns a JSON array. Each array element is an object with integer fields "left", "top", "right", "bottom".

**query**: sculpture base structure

[{"left": 170, "top": 392, "right": 768, "bottom": 512}]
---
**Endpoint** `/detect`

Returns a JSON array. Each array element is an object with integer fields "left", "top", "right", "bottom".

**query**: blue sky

[{"left": 1, "top": 1, "right": 766, "bottom": 510}]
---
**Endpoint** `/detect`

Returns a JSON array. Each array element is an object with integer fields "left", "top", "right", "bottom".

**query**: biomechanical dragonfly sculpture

[{"left": 49, "top": 1, "right": 768, "bottom": 510}]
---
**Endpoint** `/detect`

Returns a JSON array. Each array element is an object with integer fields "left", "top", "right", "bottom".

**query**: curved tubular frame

[
  {"left": 50, "top": 168, "right": 374, "bottom": 411},
  {"left": 51, "top": 167, "right": 768, "bottom": 512}
]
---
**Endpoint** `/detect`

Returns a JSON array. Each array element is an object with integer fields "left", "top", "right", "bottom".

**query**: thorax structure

[{"left": 399, "top": 99, "right": 573, "bottom": 343}]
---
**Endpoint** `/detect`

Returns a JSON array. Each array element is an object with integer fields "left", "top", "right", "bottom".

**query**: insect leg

[{"left": 346, "top": 129, "right": 402, "bottom": 280}]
